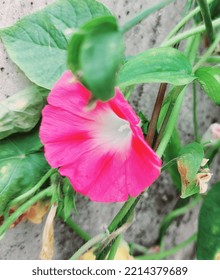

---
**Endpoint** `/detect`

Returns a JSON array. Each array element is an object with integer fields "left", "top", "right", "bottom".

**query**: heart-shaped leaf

[
  {"left": 197, "top": 182, "right": 220, "bottom": 260},
  {"left": 0, "top": 0, "right": 110, "bottom": 89},
  {"left": 117, "top": 47, "right": 195, "bottom": 88},
  {"left": 0, "top": 128, "right": 50, "bottom": 215},
  {"left": 195, "top": 67, "right": 220, "bottom": 105}
]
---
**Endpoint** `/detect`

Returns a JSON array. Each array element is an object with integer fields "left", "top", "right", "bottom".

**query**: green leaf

[
  {"left": 195, "top": 67, "right": 220, "bottom": 105},
  {"left": 197, "top": 182, "right": 220, "bottom": 260},
  {"left": 117, "top": 47, "right": 195, "bottom": 88},
  {"left": 177, "top": 142, "right": 204, "bottom": 198},
  {"left": 0, "top": 86, "right": 48, "bottom": 140},
  {"left": 0, "top": 128, "right": 50, "bottom": 215},
  {"left": 68, "top": 16, "right": 124, "bottom": 101},
  {"left": 0, "top": 0, "right": 111, "bottom": 89}
]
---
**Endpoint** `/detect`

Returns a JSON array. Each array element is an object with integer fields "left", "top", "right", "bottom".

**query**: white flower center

[{"left": 90, "top": 109, "right": 132, "bottom": 152}]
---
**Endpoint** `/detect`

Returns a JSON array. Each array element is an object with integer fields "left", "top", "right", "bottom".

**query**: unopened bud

[{"left": 202, "top": 123, "right": 220, "bottom": 145}]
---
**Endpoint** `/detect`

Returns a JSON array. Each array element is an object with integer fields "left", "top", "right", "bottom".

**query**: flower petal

[
  {"left": 59, "top": 134, "right": 161, "bottom": 202},
  {"left": 47, "top": 71, "right": 91, "bottom": 113}
]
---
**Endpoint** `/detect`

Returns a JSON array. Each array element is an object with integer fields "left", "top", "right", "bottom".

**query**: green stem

[
  {"left": 59, "top": 212, "right": 91, "bottom": 242},
  {"left": 198, "top": 56, "right": 220, "bottom": 63},
  {"left": 107, "top": 235, "right": 122, "bottom": 260},
  {"left": 108, "top": 196, "right": 138, "bottom": 233},
  {"left": 156, "top": 86, "right": 186, "bottom": 157},
  {"left": 165, "top": 0, "right": 215, "bottom": 40},
  {"left": 8, "top": 169, "right": 56, "bottom": 208},
  {"left": 120, "top": 0, "right": 177, "bottom": 33},
  {"left": 136, "top": 233, "right": 197, "bottom": 260},
  {"left": 162, "top": 17, "right": 220, "bottom": 47},
  {"left": 193, "top": 82, "right": 199, "bottom": 142},
  {"left": 153, "top": 94, "right": 176, "bottom": 151},
  {"left": 193, "top": 31, "right": 220, "bottom": 71},
  {"left": 96, "top": 195, "right": 140, "bottom": 260},
  {"left": 129, "top": 242, "right": 149, "bottom": 255},
  {"left": 0, "top": 187, "right": 53, "bottom": 237},
  {"left": 70, "top": 233, "right": 106, "bottom": 260},
  {"left": 196, "top": 0, "right": 214, "bottom": 43},
  {"left": 184, "top": 34, "right": 201, "bottom": 65},
  {"left": 161, "top": 157, "right": 180, "bottom": 172}
]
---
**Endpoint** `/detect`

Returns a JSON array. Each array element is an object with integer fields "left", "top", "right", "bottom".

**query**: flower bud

[{"left": 202, "top": 123, "right": 220, "bottom": 145}]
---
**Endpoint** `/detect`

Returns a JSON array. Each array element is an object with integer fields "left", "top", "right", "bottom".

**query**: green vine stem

[
  {"left": 193, "top": 82, "right": 199, "bottom": 142},
  {"left": 129, "top": 242, "right": 149, "bottom": 255},
  {"left": 162, "top": 17, "right": 220, "bottom": 47},
  {"left": 196, "top": 0, "right": 215, "bottom": 43},
  {"left": 153, "top": 87, "right": 183, "bottom": 151},
  {"left": 193, "top": 30, "right": 220, "bottom": 71},
  {"left": 136, "top": 233, "right": 197, "bottom": 260},
  {"left": 0, "top": 186, "right": 53, "bottom": 237},
  {"left": 59, "top": 212, "right": 91, "bottom": 242},
  {"left": 107, "top": 234, "right": 122, "bottom": 260},
  {"left": 96, "top": 196, "right": 140, "bottom": 260},
  {"left": 199, "top": 56, "right": 220, "bottom": 63},
  {"left": 156, "top": 86, "right": 186, "bottom": 157},
  {"left": 70, "top": 233, "right": 107, "bottom": 260},
  {"left": 165, "top": 0, "right": 215, "bottom": 40},
  {"left": 120, "top": 0, "right": 177, "bottom": 33},
  {"left": 8, "top": 168, "right": 56, "bottom": 209},
  {"left": 107, "top": 196, "right": 138, "bottom": 234},
  {"left": 185, "top": 34, "right": 201, "bottom": 65}
]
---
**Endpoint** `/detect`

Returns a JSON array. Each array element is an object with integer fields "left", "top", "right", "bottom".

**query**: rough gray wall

[{"left": 0, "top": 0, "right": 219, "bottom": 260}]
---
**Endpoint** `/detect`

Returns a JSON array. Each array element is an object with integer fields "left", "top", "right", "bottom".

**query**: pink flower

[{"left": 40, "top": 71, "right": 161, "bottom": 202}]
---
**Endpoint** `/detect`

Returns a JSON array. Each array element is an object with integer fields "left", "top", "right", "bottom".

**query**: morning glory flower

[{"left": 40, "top": 71, "right": 161, "bottom": 202}]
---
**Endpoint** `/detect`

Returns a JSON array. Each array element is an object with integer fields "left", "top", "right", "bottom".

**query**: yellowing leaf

[
  {"left": 25, "top": 201, "right": 50, "bottom": 224},
  {"left": 177, "top": 142, "right": 204, "bottom": 198}
]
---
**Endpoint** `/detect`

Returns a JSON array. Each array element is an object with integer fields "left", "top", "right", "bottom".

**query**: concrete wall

[{"left": 0, "top": 0, "right": 219, "bottom": 260}]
